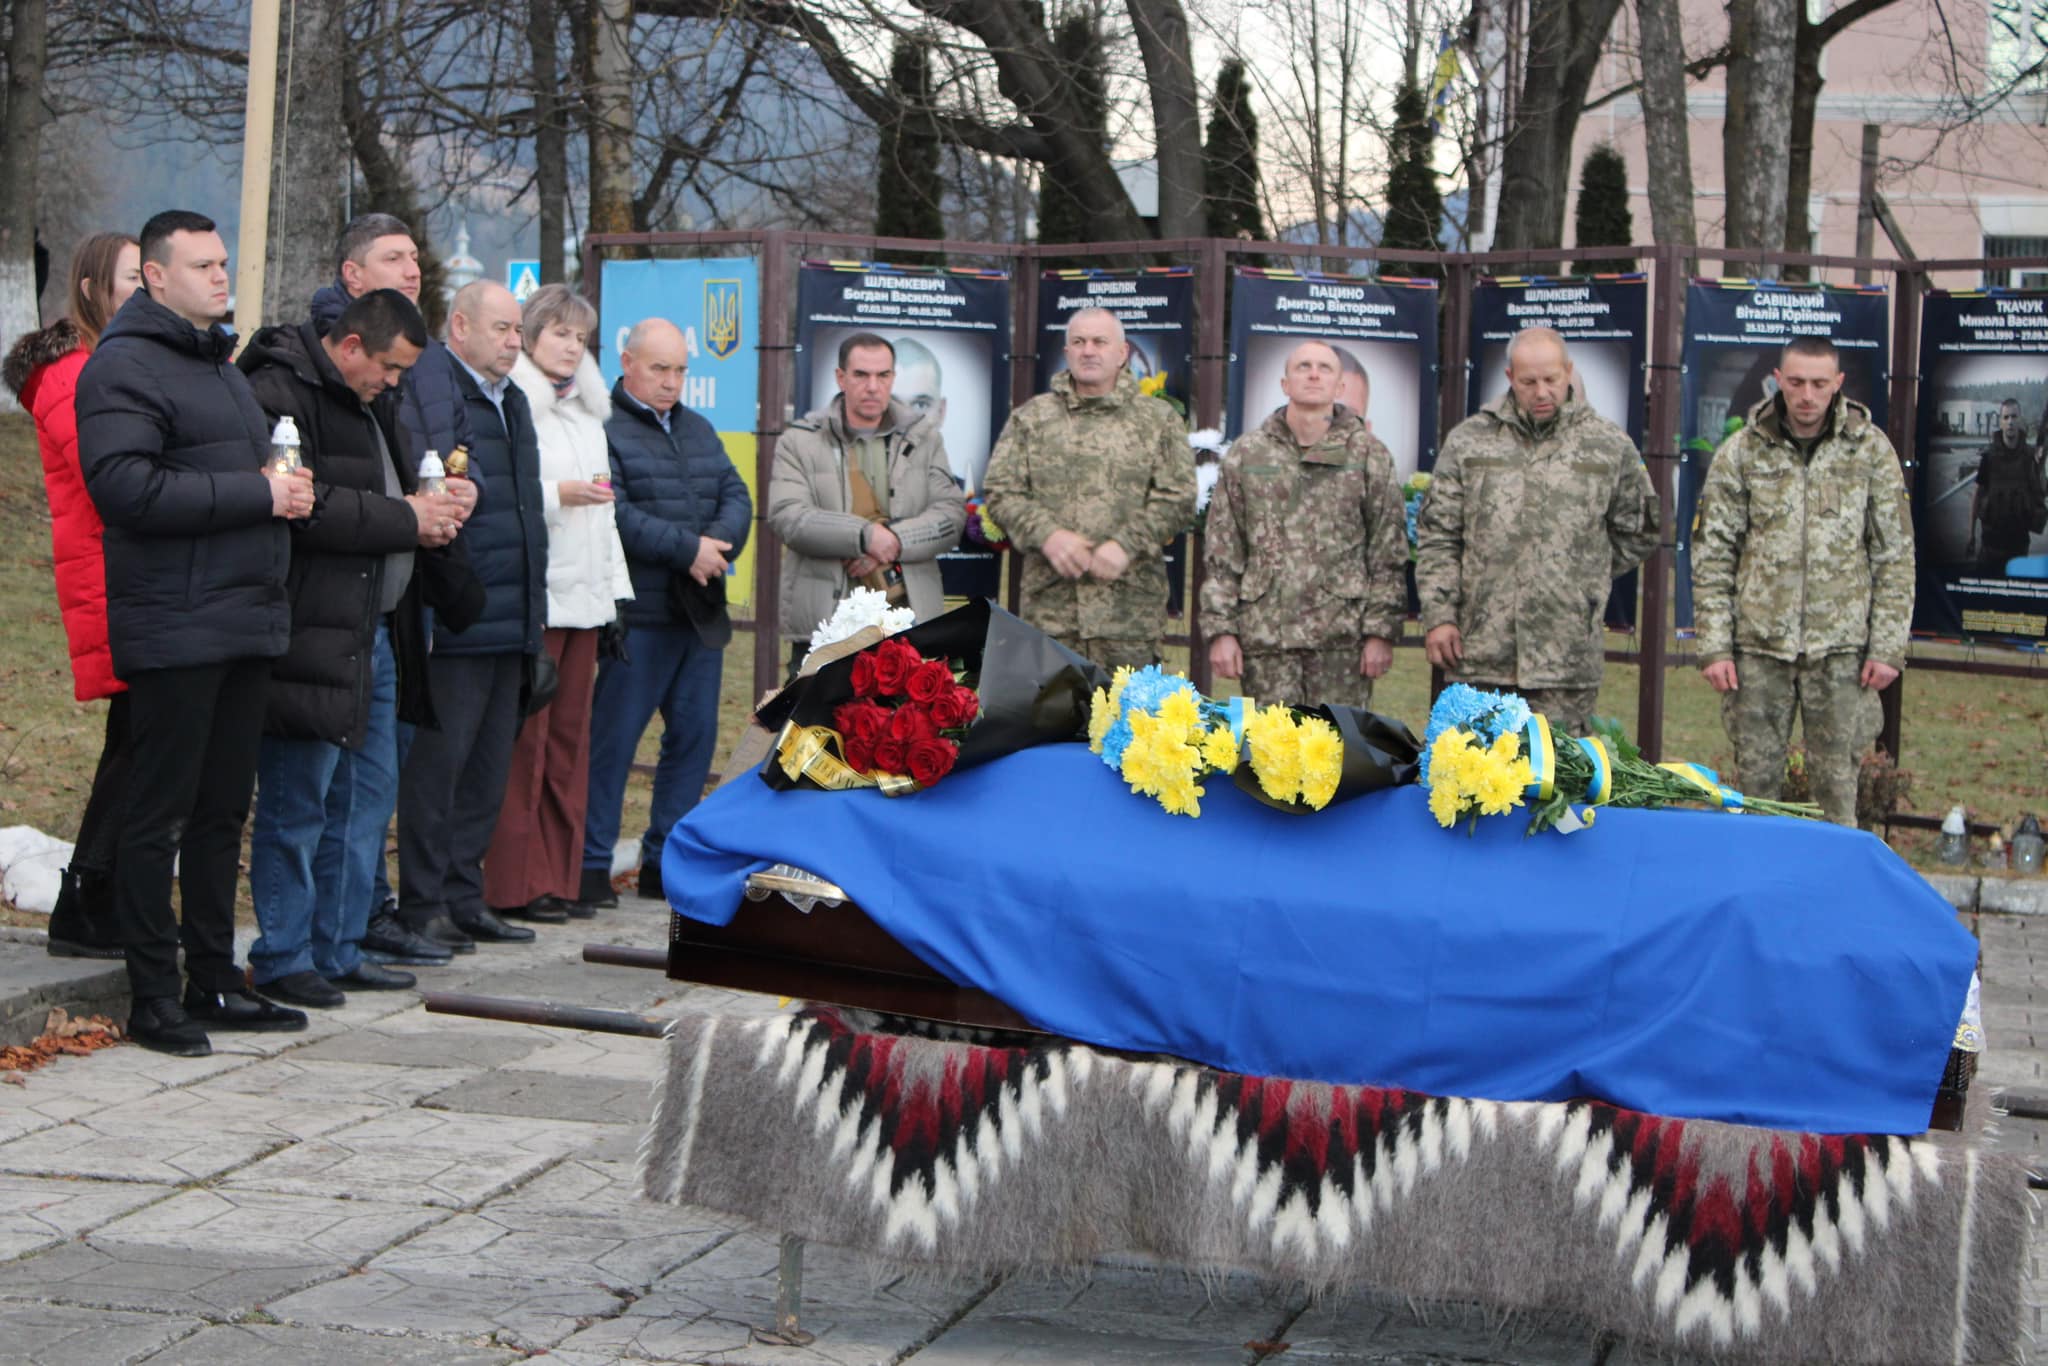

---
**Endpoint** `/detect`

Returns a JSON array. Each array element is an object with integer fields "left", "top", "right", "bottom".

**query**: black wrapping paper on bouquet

[
  {"left": 757, "top": 598, "right": 1109, "bottom": 790},
  {"left": 1230, "top": 701, "right": 1423, "bottom": 814}
]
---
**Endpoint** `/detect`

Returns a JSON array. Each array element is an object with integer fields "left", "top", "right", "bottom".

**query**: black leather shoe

[
  {"left": 325, "top": 961, "right": 416, "bottom": 991},
  {"left": 578, "top": 865, "right": 619, "bottom": 909},
  {"left": 128, "top": 996, "right": 211, "bottom": 1056},
  {"left": 363, "top": 910, "right": 453, "bottom": 965},
  {"left": 186, "top": 984, "right": 311, "bottom": 1031},
  {"left": 563, "top": 896, "right": 597, "bottom": 920},
  {"left": 407, "top": 912, "right": 478, "bottom": 954},
  {"left": 454, "top": 907, "right": 536, "bottom": 943},
  {"left": 637, "top": 863, "right": 664, "bottom": 901},
  {"left": 499, "top": 896, "right": 570, "bottom": 924}
]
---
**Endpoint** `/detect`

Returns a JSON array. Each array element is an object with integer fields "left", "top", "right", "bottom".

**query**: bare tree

[
  {"left": 264, "top": 0, "right": 348, "bottom": 321},
  {"left": 1490, "top": 0, "right": 1623, "bottom": 253},
  {"left": 585, "top": 0, "right": 636, "bottom": 238},
  {"left": 1634, "top": 0, "right": 1696, "bottom": 258},
  {"left": 1722, "top": 0, "right": 1795, "bottom": 259},
  {"left": 0, "top": 0, "right": 49, "bottom": 408}
]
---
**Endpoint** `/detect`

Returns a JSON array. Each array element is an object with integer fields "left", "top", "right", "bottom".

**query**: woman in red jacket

[{"left": 2, "top": 231, "right": 142, "bottom": 958}]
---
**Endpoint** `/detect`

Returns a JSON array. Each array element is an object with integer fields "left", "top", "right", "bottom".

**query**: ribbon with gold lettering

[{"left": 773, "top": 722, "right": 925, "bottom": 797}]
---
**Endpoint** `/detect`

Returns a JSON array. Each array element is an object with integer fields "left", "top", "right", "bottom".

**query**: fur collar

[{"left": 3, "top": 317, "right": 80, "bottom": 399}]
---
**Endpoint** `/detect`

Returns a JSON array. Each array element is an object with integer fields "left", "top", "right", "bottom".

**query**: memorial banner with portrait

[
  {"left": 794, "top": 261, "right": 1011, "bottom": 597},
  {"left": 599, "top": 256, "right": 761, "bottom": 607},
  {"left": 1911, "top": 289, "right": 2048, "bottom": 644},
  {"left": 1225, "top": 268, "right": 1440, "bottom": 481},
  {"left": 1674, "top": 280, "right": 1891, "bottom": 629},
  {"left": 1468, "top": 274, "right": 1648, "bottom": 629}
]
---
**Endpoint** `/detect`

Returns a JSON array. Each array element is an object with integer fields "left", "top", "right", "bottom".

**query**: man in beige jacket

[{"left": 768, "top": 332, "right": 966, "bottom": 671}]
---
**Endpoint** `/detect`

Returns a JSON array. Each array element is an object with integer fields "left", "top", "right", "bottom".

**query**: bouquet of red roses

[{"left": 825, "top": 636, "right": 981, "bottom": 789}]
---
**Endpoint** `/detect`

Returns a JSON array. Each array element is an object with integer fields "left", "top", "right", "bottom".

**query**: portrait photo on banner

[
  {"left": 1918, "top": 356, "right": 2048, "bottom": 572},
  {"left": 1234, "top": 335, "right": 1426, "bottom": 479},
  {"left": 802, "top": 325, "right": 997, "bottom": 493}
]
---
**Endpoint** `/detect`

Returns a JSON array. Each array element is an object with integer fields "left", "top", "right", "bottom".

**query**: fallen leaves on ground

[{"left": 0, "top": 1006, "right": 123, "bottom": 1080}]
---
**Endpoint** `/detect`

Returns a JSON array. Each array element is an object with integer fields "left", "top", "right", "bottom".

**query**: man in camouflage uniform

[
  {"left": 984, "top": 307, "right": 1195, "bottom": 668},
  {"left": 1416, "top": 327, "right": 1659, "bottom": 736},
  {"left": 1202, "top": 340, "right": 1407, "bottom": 707},
  {"left": 1692, "top": 335, "right": 1914, "bottom": 826}
]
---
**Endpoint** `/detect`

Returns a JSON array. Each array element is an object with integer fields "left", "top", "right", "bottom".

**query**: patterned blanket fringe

[{"left": 640, "top": 1005, "right": 2031, "bottom": 1365}]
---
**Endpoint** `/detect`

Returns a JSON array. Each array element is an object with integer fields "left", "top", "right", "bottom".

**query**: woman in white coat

[{"left": 484, "top": 284, "right": 632, "bottom": 922}]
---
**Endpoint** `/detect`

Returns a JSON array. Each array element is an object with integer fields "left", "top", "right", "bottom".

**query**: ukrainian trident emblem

[{"left": 704, "top": 280, "right": 742, "bottom": 360}]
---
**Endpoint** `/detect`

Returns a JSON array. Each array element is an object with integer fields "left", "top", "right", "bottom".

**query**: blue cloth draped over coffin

[{"left": 664, "top": 744, "right": 1976, "bottom": 1135}]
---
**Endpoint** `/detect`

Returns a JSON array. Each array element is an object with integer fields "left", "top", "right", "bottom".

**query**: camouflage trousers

[
  {"left": 1053, "top": 635, "right": 1160, "bottom": 673},
  {"left": 1241, "top": 648, "right": 1373, "bottom": 710},
  {"left": 1461, "top": 679, "right": 1600, "bottom": 738},
  {"left": 1721, "top": 651, "right": 1878, "bottom": 827}
]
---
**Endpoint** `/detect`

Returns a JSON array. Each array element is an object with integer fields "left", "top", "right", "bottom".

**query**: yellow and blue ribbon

[
  {"left": 1577, "top": 736, "right": 1613, "bottom": 805},
  {"left": 1523, "top": 715, "right": 1556, "bottom": 800},
  {"left": 1658, "top": 760, "right": 1746, "bottom": 811}
]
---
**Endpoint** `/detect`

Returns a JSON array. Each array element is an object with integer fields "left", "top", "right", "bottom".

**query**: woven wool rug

[{"left": 640, "top": 1005, "right": 2029, "bottom": 1365}]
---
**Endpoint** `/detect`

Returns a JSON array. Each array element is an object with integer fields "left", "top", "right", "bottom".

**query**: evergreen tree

[
  {"left": 1377, "top": 78, "right": 1444, "bottom": 280},
  {"left": 1571, "top": 143, "right": 1637, "bottom": 274},
  {"left": 875, "top": 37, "right": 946, "bottom": 264},
  {"left": 1036, "top": 14, "right": 1108, "bottom": 264},
  {"left": 1204, "top": 59, "right": 1265, "bottom": 242}
]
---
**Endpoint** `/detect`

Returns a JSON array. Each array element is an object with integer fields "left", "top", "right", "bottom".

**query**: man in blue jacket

[
  {"left": 310, "top": 212, "right": 474, "bottom": 969},
  {"left": 396, "top": 280, "right": 548, "bottom": 950},
  {"left": 75, "top": 209, "right": 314, "bottom": 1055},
  {"left": 581, "top": 318, "right": 751, "bottom": 906}
]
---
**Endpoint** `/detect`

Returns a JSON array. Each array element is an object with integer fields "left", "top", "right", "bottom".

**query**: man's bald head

[
  {"left": 624, "top": 317, "right": 685, "bottom": 354},
  {"left": 1504, "top": 326, "right": 1574, "bottom": 423},
  {"left": 448, "top": 280, "right": 523, "bottom": 381},
  {"left": 1505, "top": 326, "right": 1570, "bottom": 371},
  {"left": 1063, "top": 307, "right": 1129, "bottom": 396},
  {"left": 621, "top": 317, "right": 690, "bottom": 414},
  {"left": 1280, "top": 340, "right": 1342, "bottom": 416}
]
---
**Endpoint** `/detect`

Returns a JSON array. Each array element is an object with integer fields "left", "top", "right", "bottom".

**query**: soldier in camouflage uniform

[
  {"left": 1415, "top": 327, "right": 1659, "bottom": 736},
  {"left": 1202, "top": 341, "right": 1407, "bottom": 708},
  {"left": 1692, "top": 335, "right": 1914, "bottom": 826},
  {"left": 984, "top": 308, "right": 1195, "bottom": 669}
]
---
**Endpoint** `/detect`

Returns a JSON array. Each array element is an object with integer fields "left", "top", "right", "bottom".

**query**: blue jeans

[
  {"left": 249, "top": 623, "right": 399, "bottom": 982},
  {"left": 584, "top": 623, "right": 724, "bottom": 875}
]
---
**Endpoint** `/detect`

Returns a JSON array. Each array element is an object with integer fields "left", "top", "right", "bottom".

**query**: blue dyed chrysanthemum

[
  {"left": 1419, "top": 683, "right": 1533, "bottom": 782},
  {"left": 1096, "top": 666, "right": 1208, "bottom": 772}
]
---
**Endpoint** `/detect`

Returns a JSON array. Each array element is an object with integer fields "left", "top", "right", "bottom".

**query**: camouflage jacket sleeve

[
  {"left": 1863, "top": 433, "right": 1915, "bottom": 670},
  {"left": 1690, "top": 433, "right": 1748, "bottom": 664},
  {"left": 1119, "top": 406, "right": 1196, "bottom": 559},
  {"left": 1197, "top": 442, "right": 1250, "bottom": 639},
  {"left": 1360, "top": 438, "right": 1409, "bottom": 641},
  {"left": 1413, "top": 434, "right": 1468, "bottom": 632},
  {"left": 1607, "top": 446, "right": 1660, "bottom": 579},
  {"left": 982, "top": 406, "right": 1056, "bottom": 556}
]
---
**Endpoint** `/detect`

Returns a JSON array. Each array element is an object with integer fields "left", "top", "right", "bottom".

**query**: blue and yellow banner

[{"left": 597, "top": 257, "right": 762, "bottom": 608}]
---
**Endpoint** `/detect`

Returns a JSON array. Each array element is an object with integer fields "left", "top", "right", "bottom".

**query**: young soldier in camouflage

[
  {"left": 1202, "top": 341, "right": 1407, "bottom": 707},
  {"left": 984, "top": 308, "right": 1195, "bottom": 669},
  {"left": 1692, "top": 335, "right": 1914, "bottom": 826},
  {"left": 1416, "top": 327, "right": 1659, "bottom": 735}
]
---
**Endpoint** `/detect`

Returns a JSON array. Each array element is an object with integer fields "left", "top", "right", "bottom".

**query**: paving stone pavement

[{"left": 0, "top": 892, "right": 2039, "bottom": 1363}]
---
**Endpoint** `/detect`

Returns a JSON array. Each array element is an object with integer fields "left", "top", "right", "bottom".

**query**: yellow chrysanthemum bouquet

[
  {"left": 1087, "top": 666, "right": 1379, "bottom": 817},
  {"left": 1421, "top": 684, "right": 1823, "bottom": 835}
]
